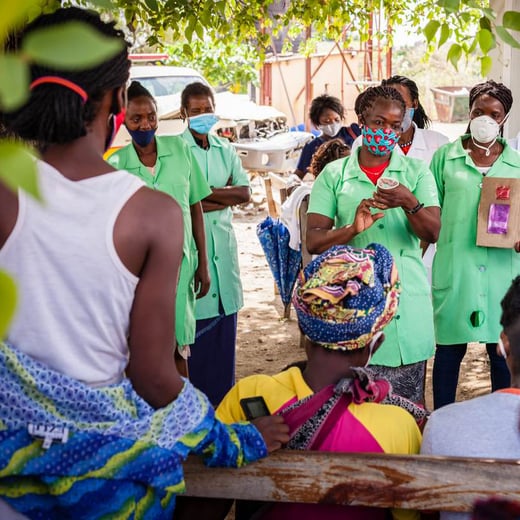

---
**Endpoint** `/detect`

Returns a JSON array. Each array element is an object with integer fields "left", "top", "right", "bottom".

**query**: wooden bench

[{"left": 182, "top": 450, "right": 520, "bottom": 514}]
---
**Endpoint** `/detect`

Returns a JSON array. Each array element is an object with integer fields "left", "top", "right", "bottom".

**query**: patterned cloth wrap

[
  {"left": 280, "top": 367, "right": 427, "bottom": 451},
  {"left": 0, "top": 342, "right": 266, "bottom": 519},
  {"left": 293, "top": 243, "right": 401, "bottom": 350}
]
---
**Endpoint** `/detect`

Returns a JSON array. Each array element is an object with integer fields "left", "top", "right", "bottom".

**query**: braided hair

[
  {"left": 1, "top": 7, "right": 130, "bottom": 145},
  {"left": 382, "top": 75, "right": 431, "bottom": 129},
  {"left": 357, "top": 86, "right": 406, "bottom": 124},
  {"left": 354, "top": 90, "right": 367, "bottom": 119},
  {"left": 309, "top": 138, "right": 350, "bottom": 178},
  {"left": 309, "top": 95, "right": 345, "bottom": 126},
  {"left": 127, "top": 81, "right": 156, "bottom": 105},
  {"left": 469, "top": 80, "right": 513, "bottom": 114},
  {"left": 466, "top": 80, "right": 513, "bottom": 137}
]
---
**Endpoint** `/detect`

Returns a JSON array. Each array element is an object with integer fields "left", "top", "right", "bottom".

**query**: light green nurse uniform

[
  {"left": 181, "top": 129, "right": 250, "bottom": 320},
  {"left": 308, "top": 148, "right": 439, "bottom": 366},
  {"left": 431, "top": 137, "right": 520, "bottom": 345},
  {"left": 108, "top": 135, "right": 211, "bottom": 345}
]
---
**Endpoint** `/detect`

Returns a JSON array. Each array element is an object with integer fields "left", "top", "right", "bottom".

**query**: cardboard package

[{"left": 477, "top": 177, "right": 520, "bottom": 248}]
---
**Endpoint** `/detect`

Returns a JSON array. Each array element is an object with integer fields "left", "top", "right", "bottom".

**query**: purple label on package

[{"left": 488, "top": 203, "right": 510, "bottom": 234}]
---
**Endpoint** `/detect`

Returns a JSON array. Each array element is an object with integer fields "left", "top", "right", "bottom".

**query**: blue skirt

[{"left": 189, "top": 310, "right": 238, "bottom": 406}]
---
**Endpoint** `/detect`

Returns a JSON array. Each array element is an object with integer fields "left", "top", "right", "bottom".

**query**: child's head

[{"left": 309, "top": 138, "right": 350, "bottom": 178}]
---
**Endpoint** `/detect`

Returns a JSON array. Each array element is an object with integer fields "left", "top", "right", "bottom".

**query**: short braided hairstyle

[
  {"left": 356, "top": 86, "right": 405, "bottom": 124},
  {"left": 382, "top": 75, "right": 431, "bottom": 129},
  {"left": 1, "top": 7, "right": 130, "bottom": 146},
  {"left": 466, "top": 80, "right": 513, "bottom": 136},
  {"left": 469, "top": 80, "right": 513, "bottom": 114},
  {"left": 309, "top": 95, "right": 345, "bottom": 126}
]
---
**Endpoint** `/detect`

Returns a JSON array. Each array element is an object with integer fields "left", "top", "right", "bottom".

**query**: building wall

[
  {"left": 490, "top": 0, "right": 520, "bottom": 139},
  {"left": 263, "top": 50, "right": 367, "bottom": 130}
]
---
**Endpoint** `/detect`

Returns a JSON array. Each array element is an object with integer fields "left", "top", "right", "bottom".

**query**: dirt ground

[{"left": 232, "top": 175, "right": 492, "bottom": 411}]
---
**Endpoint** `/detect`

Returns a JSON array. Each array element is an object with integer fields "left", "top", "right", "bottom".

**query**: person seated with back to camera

[
  {"left": 0, "top": 7, "right": 288, "bottom": 519},
  {"left": 282, "top": 138, "right": 351, "bottom": 252},
  {"left": 217, "top": 243, "right": 425, "bottom": 520},
  {"left": 421, "top": 275, "right": 520, "bottom": 520}
]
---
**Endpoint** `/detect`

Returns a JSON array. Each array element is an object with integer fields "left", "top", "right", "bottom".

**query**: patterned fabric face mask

[{"left": 362, "top": 127, "right": 399, "bottom": 156}]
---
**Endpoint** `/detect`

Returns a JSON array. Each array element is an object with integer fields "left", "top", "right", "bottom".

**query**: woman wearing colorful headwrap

[
  {"left": 306, "top": 86, "right": 441, "bottom": 404},
  {"left": 217, "top": 243, "right": 423, "bottom": 520}
]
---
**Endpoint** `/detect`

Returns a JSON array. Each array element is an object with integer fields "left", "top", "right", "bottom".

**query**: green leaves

[
  {"left": 0, "top": 142, "right": 40, "bottom": 202},
  {"left": 439, "top": 23, "right": 450, "bottom": 47},
  {"left": 437, "top": 0, "right": 460, "bottom": 13},
  {"left": 477, "top": 28, "right": 495, "bottom": 53},
  {"left": 480, "top": 55, "right": 492, "bottom": 76},
  {"left": 22, "top": 21, "right": 123, "bottom": 69},
  {"left": 447, "top": 43, "right": 462, "bottom": 70},
  {"left": 496, "top": 26, "right": 520, "bottom": 49},
  {"left": 424, "top": 20, "right": 440, "bottom": 43},
  {"left": 0, "top": 270, "right": 17, "bottom": 339},
  {"left": 503, "top": 10, "right": 520, "bottom": 31},
  {"left": 0, "top": 0, "right": 41, "bottom": 41},
  {"left": 0, "top": 55, "right": 29, "bottom": 110}
]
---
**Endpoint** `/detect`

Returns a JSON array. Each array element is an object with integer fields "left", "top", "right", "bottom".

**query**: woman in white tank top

[{"left": 0, "top": 7, "right": 288, "bottom": 519}]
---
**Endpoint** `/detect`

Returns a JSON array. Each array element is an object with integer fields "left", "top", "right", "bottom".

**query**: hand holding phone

[
  {"left": 240, "top": 396, "right": 270, "bottom": 420},
  {"left": 240, "top": 396, "right": 289, "bottom": 452}
]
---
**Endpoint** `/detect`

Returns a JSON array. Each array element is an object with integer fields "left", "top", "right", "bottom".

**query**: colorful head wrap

[{"left": 293, "top": 243, "right": 400, "bottom": 351}]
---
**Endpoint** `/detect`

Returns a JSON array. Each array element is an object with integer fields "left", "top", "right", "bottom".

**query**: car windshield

[{"left": 132, "top": 75, "right": 207, "bottom": 98}]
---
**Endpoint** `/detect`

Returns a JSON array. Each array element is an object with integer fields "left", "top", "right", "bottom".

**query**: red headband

[{"left": 29, "top": 76, "right": 88, "bottom": 103}]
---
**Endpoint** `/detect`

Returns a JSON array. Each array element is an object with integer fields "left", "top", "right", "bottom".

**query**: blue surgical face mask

[
  {"left": 189, "top": 113, "right": 219, "bottom": 135},
  {"left": 128, "top": 128, "right": 156, "bottom": 147},
  {"left": 401, "top": 108, "right": 415, "bottom": 132}
]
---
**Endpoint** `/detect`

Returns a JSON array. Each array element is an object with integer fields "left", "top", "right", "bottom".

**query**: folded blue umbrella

[{"left": 256, "top": 216, "right": 302, "bottom": 307}]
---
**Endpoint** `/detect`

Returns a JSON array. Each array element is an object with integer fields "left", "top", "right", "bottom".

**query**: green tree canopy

[{"left": 76, "top": 0, "right": 520, "bottom": 77}]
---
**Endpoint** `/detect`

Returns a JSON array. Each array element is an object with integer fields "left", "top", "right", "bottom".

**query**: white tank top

[{"left": 0, "top": 161, "right": 145, "bottom": 387}]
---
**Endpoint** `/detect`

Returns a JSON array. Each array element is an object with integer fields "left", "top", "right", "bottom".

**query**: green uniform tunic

[
  {"left": 181, "top": 129, "right": 250, "bottom": 320},
  {"left": 108, "top": 136, "right": 211, "bottom": 345},
  {"left": 308, "top": 148, "right": 439, "bottom": 366},
  {"left": 431, "top": 137, "right": 520, "bottom": 345}
]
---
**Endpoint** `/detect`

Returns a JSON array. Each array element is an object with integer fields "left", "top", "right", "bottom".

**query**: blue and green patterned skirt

[{"left": 0, "top": 342, "right": 266, "bottom": 519}]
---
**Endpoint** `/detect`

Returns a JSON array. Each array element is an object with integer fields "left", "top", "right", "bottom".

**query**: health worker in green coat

[
  {"left": 306, "top": 86, "right": 441, "bottom": 404},
  {"left": 179, "top": 82, "right": 251, "bottom": 406},
  {"left": 108, "top": 81, "right": 212, "bottom": 357},
  {"left": 430, "top": 80, "right": 520, "bottom": 409}
]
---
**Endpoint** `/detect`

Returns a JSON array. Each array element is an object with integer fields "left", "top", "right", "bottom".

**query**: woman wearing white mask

[
  {"left": 430, "top": 80, "right": 520, "bottom": 409},
  {"left": 293, "top": 94, "right": 361, "bottom": 179}
]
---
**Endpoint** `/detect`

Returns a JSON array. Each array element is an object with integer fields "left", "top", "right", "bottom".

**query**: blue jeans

[{"left": 432, "top": 343, "right": 510, "bottom": 409}]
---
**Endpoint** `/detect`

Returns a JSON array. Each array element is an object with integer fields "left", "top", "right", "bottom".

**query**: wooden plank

[
  {"left": 299, "top": 194, "right": 312, "bottom": 268},
  {"left": 183, "top": 450, "right": 520, "bottom": 512},
  {"left": 263, "top": 176, "right": 279, "bottom": 218}
]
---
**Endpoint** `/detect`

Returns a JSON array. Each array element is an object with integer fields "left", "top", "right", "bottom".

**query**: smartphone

[{"left": 240, "top": 396, "right": 270, "bottom": 420}]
